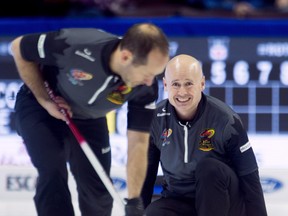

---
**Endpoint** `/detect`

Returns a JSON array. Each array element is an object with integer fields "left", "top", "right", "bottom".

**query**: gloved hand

[{"left": 125, "top": 197, "right": 145, "bottom": 216}]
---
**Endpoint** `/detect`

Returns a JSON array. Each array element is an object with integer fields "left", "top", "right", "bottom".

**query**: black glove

[{"left": 125, "top": 197, "right": 145, "bottom": 216}]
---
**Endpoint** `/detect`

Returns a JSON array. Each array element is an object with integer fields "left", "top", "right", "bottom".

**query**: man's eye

[
  {"left": 172, "top": 83, "right": 180, "bottom": 87},
  {"left": 185, "top": 82, "right": 193, "bottom": 87}
]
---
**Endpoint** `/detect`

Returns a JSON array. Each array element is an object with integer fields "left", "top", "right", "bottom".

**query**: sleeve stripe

[
  {"left": 37, "top": 34, "right": 46, "bottom": 58},
  {"left": 145, "top": 101, "right": 156, "bottom": 110}
]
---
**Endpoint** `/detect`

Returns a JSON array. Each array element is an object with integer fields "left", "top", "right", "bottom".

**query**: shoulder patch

[{"left": 240, "top": 142, "right": 251, "bottom": 153}]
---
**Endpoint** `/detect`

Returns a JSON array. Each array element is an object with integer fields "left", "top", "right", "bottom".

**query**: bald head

[
  {"left": 163, "top": 54, "right": 205, "bottom": 120},
  {"left": 165, "top": 54, "right": 203, "bottom": 80}
]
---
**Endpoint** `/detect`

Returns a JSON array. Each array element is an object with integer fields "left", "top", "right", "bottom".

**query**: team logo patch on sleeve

[{"left": 199, "top": 129, "right": 215, "bottom": 151}]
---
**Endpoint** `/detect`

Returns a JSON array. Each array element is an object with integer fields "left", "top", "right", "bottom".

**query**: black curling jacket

[
  {"left": 19, "top": 28, "right": 158, "bottom": 132},
  {"left": 141, "top": 94, "right": 267, "bottom": 216}
]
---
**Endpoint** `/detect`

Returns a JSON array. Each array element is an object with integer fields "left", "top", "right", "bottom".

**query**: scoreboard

[
  {"left": 165, "top": 37, "right": 288, "bottom": 134},
  {"left": 0, "top": 36, "right": 288, "bottom": 135}
]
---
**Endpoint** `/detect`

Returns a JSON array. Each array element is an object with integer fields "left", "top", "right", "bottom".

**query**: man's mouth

[{"left": 176, "top": 97, "right": 190, "bottom": 103}]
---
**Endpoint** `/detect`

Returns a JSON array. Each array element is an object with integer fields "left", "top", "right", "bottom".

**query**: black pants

[
  {"left": 14, "top": 86, "right": 113, "bottom": 216},
  {"left": 146, "top": 158, "right": 246, "bottom": 216}
]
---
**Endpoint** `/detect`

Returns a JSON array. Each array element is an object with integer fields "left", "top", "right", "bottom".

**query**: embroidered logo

[
  {"left": 199, "top": 129, "right": 215, "bottom": 151},
  {"left": 107, "top": 85, "right": 132, "bottom": 105},
  {"left": 157, "top": 107, "right": 170, "bottom": 117},
  {"left": 75, "top": 49, "right": 95, "bottom": 62},
  {"left": 161, "top": 128, "right": 172, "bottom": 146},
  {"left": 67, "top": 69, "right": 93, "bottom": 86}
]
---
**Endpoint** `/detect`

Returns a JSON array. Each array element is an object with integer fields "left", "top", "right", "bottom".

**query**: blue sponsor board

[
  {"left": 153, "top": 176, "right": 284, "bottom": 195},
  {"left": 261, "top": 177, "right": 283, "bottom": 193},
  {"left": 112, "top": 177, "right": 127, "bottom": 192}
]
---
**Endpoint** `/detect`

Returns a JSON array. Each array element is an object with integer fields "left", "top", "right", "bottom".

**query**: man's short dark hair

[{"left": 120, "top": 23, "right": 169, "bottom": 65}]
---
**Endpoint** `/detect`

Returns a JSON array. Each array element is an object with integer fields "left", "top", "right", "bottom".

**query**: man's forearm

[
  {"left": 11, "top": 36, "right": 49, "bottom": 104},
  {"left": 126, "top": 130, "right": 149, "bottom": 198},
  {"left": 240, "top": 171, "right": 268, "bottom": 216},
  {"left": 127, "top": 144, "right": 147, "bottom": 198}
]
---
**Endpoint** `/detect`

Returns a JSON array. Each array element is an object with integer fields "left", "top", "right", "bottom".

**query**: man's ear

[
  {"left": 120, "top": 49, "right": 133, "bottom": 65},
  {"left": 163, "top": 77, "right": 168, "bottom": 91},
  {"left": 201, "top": 76, "right": 206, "bottom": 91}
]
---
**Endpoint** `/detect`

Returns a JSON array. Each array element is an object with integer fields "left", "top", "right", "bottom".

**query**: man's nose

[{"left": 178, "top": 85, "right": 188, "bottom": 94}]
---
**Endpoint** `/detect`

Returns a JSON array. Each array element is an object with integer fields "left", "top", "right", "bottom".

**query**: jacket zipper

[{"left": 179, "top": 121, "right": 189, "bottom": 163}]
